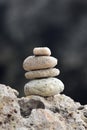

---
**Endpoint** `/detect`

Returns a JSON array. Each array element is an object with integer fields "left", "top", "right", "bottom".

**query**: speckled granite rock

[
  {"left": 25, "top": 68, "right": 60, "bottom": 79},
  {"left": 0, "top": 84, "right": 26, "bottom": 130},
  {"left": 0, "top": 84, "right": 87, "bottom": 130},
  {"left": 24, "top": 77, "right": 64, "bottom": 97},
  {"left": 23, "top": 56, "right": 57, "bottom": 71}
]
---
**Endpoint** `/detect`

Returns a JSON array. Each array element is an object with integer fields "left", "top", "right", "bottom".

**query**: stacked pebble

[{"left": 23, "top": 47, "right": 64, "bottom": 97}]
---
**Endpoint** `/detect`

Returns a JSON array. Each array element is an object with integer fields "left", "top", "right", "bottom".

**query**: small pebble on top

[{"left": 33, "top": 47, "right": 51, "bottom": 56}]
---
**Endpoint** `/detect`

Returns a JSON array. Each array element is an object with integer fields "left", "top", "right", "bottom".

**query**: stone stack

[{"left": 23, "top": 47, "right": 64, "bottom": 97}]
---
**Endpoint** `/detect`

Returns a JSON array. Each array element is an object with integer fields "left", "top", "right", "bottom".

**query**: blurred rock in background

[{"left": 0, "top": 0, "right": 87, "bottom": 104}]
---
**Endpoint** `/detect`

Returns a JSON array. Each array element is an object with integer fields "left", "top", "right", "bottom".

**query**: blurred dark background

[{"left": 0, "top": 0, "right": 87, "bottom": 104}]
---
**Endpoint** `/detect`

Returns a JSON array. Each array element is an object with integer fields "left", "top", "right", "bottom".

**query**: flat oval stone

[
  {"left": 33, "top": 47, "right": 51, "bottom": 56},
  {"left": 23, "top": 56, "right": 57, "bottom": 71},
  {"left": 24, "top": 78, "right": 64, "bottom": 97},
  {"left": 25, "top": 68, "right": 60, "bottom": 79}
]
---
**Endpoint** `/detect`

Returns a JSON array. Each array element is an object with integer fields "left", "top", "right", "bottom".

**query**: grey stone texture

[
  {"left": 33, "top": 47, "right": 51, "bottom": 56},
  {"left": 25, "top": 68, "right": 60, "bottom": 79},
  {"left": 24, "top": 77, "right": 64, "bottom": 97},
  {"left": 0, "top": 84, "right": 87, "bottom": 130},
  {"left": 23, "top": 56, "right": 57, "bottom": 71}
]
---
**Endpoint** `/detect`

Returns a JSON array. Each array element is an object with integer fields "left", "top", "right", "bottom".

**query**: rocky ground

[{"left": 0, "top": 84, "right": 87, "bottom": 130}]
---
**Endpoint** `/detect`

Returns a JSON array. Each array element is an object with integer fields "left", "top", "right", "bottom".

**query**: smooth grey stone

[
  {"left": 24, "top": 77, "right": 64, "bottom": 97},
  {"left": 23, "top": 56, "right": 57, "bottom": 71}
]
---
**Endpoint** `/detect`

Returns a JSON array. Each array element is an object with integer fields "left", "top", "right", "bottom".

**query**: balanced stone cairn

[{"left": 23, "top": 47, "right": 64, "bottom": 97}]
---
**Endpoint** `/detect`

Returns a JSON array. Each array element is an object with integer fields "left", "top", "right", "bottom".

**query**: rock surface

[
  {"left": 25, "top": 68, "right": 60, "bottom": 79},
  {"left": 24, "top": 78, "right": 64, "bottom": 97},
  {"left": 33, "top": 47, "right": 51, "bottom": 56},
  {"left": 23, "top": 56, "right": 57, "bottom": 71},
  {"left": 0, "top": 84, "right": 87, "bottom": 130}
]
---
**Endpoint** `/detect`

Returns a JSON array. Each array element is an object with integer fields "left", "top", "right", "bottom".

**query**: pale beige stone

[
  {"left": 25, "top": 68, "right": 60, "bottom": 79},
  {"left": 1, "top": 84, "right": 87, "bottom": 130},
  {"left": 23, "top": 56, "right": 57, "bottom": 71},
  {"left": 24, "top": 77, "right": 64, "bottom": 97},
  {"left": 33, "top": 47, "right": 51, "bottom": 56}
]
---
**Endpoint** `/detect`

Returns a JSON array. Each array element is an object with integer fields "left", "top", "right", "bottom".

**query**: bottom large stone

[{"left": 24, "top": 78, "right": 64, "bottom": 97}]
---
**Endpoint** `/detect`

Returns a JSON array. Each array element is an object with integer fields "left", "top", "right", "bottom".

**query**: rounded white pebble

[
  {"left": 33, "top": 47, "right": 51, "bottom": 56},
  {"left": 25, "top": 68, "right": 60, "bottom": 79},
  {"left": 23, "top": 56, "right": 57, "bottom": 71},
  {"left": 24, "top": 78, "right": 64, "bottom": 97}
]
